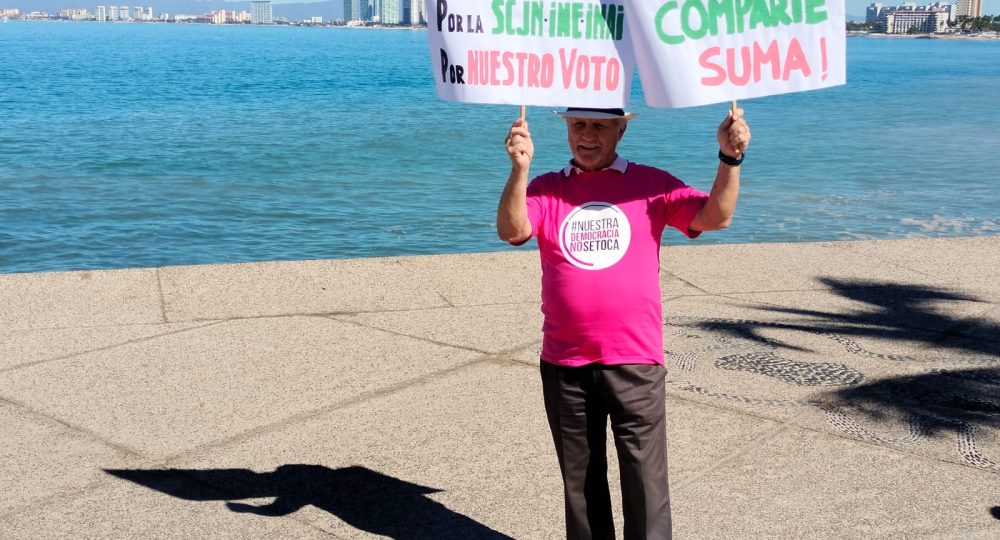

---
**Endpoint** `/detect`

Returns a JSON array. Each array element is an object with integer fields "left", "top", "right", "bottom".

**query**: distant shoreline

[{"left": 849, "top": 31, "right": 1000, "bottom": 41}]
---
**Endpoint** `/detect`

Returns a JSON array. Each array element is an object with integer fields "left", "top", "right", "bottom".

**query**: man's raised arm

[
  {"left": 497, "top": 118, "right": 535, "bottom": 244},
  {"left": 690, "top": 108, "right": 751, "bottom": 232}
]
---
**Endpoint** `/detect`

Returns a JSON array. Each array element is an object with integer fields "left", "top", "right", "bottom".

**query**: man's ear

[{"left": 617, "top": 121, "right": 627, "bottom": 141}]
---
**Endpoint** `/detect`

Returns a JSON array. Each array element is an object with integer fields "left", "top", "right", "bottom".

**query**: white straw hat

[{"left": 553, "top": 107, "right": 638, "bottom": 120}]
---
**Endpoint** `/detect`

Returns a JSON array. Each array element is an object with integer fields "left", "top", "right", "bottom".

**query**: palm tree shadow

[
  {"left": 822, "top": 367, "right": 1000, "bottom": 436},
  {"left": 689, "top": 278, "right": 1000, "bottom": 437},
  {"left": 105, "top": 465, "right": 512, "bottom": 539},
  {"left": 701, "top": 278, "right": 999, "bottom": 357}
]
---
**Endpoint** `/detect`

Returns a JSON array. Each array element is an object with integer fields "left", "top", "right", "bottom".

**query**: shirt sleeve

[{"left": 663, "top": 175, "right": 710, "bottom": 239}]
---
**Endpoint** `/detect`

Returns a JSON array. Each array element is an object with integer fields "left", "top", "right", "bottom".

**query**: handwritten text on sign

[
  {"left": 625, "top": 0, "right": 846, "bottom": 107},
  {"left": 425, "top": 0, "right": 636, "bottom": 107}
]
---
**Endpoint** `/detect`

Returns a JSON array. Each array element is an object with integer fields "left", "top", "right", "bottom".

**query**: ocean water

[{"left": 1, "top": 22, "right": 999, "bottom": 274}]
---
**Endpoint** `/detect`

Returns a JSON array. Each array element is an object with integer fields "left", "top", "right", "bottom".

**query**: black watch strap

[{"left": 718, "top": 149, "right": 744, "bottom": 166}]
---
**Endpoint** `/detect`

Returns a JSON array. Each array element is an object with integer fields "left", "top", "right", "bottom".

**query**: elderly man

[{"left": 497, "top": 107, "right": 750, "bottom": 540}]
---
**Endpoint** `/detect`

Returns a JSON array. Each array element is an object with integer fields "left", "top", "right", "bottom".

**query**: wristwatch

[{"left": 718, "top": 149, "right": 744, "bottom": 166}]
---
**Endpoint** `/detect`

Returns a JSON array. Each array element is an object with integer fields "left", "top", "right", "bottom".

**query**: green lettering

[
  {"left": 681, "top": 0, "right": 709, "bottom": 39},
  {"left": 707, "top": 0, "right": 736, "bottom": 36},
  {"left": 505, "top": 0, "right": 516, "bottom": 34},
  {"left": 770, "top": 0, "right": 791, "bottom": 25},
  {"left": 735, "top": 0, "right": 753, "bottom": 32},
  {"left": 572, "top": 2, "right": 583, "bottom": 38},
  {"left": 748, "top": 0, "right": 771, "bottom": 30},
  {"left": 529, "top": 1, "right": 544, "bottom": 35},
  {"left": 791, "top": 0, "right": 803, "bottom": 23},
  {"left": 615, "top": 5, "right": 624, "bottom": 39},
  {"left": 556, "top": 2, "right": 572, "bottom": 37},
  {"left": 491, "top": 0, "right": 504, "bottom": 34},
  {"left": 654, "top": 1, "right": 684, "bottom": 44},
  {"left": 804, "top": 0, "right": 827, "bottom": 23}
]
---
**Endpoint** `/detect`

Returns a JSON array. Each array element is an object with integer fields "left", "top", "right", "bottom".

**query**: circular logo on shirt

[{"left": 558, "top": 202, "right": 631, "bottom": 271}]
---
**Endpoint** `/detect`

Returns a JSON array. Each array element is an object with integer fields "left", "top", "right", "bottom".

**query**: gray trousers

[{"left": 540, "top": 361, "right": 672, "bottom": 540}]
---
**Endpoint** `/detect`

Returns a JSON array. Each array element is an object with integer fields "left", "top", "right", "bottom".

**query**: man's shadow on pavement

[{"left": 105, "top": 464, "right": 512, "bottom": 539}]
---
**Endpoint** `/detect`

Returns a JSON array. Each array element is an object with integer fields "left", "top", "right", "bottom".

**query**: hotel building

[
  {"left": 250, "top": 0, "right": 272, "bottom": 24},
  {"left": 866, "top": 2, "right": 953, "bottom": 33}
]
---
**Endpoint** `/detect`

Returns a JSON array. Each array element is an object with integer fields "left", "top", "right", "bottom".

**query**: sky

[{"left": 263, "top": 0, "right": 999, "bottom": 18}]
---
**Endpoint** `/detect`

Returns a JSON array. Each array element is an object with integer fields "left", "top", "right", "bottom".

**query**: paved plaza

[{"left": 1, "top": 237, "right": 998, "bottom": 538}]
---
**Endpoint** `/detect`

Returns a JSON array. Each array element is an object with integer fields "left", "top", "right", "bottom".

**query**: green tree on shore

[{"left": 951, "top": 15, "right": 1000, "bottom": 33}]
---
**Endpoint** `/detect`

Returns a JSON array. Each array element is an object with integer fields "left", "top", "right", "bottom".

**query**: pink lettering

[
  {"left": 559, "top": 48, "right": 577, "bottom": 90},
  {"left": 782, "top": 38, "right": 811, "bottom": 80},
  {"left": 699, "top": 39, "right": 815, "bottom": 87},
  {"left": 502, "top": 52, "right": 515, "bottom": 85},
  {"left": 699, "top": 47, "right": 726, "bottom": 86},
  {"left": 489, "top": 50, "right": 500, "bottom": 86}
]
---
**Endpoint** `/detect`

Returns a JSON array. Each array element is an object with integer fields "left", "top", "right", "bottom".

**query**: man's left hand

[{"left": 718, "top": 108, "right": 751, "bottom": 158}]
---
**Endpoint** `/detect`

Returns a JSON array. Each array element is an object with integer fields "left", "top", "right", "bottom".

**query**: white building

[
  {"left": 59, "top": 8, "right": 89, "bottom": 19},
  {"left": 250, "top": 0, "right": 272, "bottom": 23},
  {"left": 408, "top": 0, "right": 423, "bottom": 24},
  {"left": 95, "top": 5, "right": 106, "bottom": 20},
  {"left": 885, "top": 9, "right": 950, "bottom": 32},
  {"left": 867, "top": 2, "right": 953, "bottom": 32}
]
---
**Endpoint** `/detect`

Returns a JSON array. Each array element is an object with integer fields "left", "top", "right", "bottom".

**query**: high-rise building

[
  {"left": 250, "top": 0, "right": 272, "bottom": 24},
  {"left": 95, "top": 5, "right": 106, "bottom": 20},
  {"left": 954, "top": 0, "right": 981, "bottom": 17},
  {"left": 408, "top": 0, "right": 423, "bottom": 24},
  {"left": 379, "top": 0, "right": 400, "bottom": 24},
  {"left": 866, "top": 3, "right": 884, "bottom": 23},
  {"left": 108, "top": 5, "right": 119, "bottom": 20},
  {"left": 343, "top": 0, "right": 361, "bottom": 20}
]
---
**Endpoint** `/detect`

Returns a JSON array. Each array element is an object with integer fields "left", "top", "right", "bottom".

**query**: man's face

[{"left": 566, "top": 117, "right": 627, "bottom": 172}]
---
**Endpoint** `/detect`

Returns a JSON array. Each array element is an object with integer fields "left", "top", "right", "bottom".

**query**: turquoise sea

[{"left": 1, "top": 22, "right": 999, "bottom": 274}]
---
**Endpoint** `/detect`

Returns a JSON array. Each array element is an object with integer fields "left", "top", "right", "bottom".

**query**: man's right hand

[{"left": 505, "top": 118, "right": 534, "bottom": 172}]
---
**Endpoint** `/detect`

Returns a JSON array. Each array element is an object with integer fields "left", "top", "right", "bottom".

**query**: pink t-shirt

[{"left": 523, "top": 159, "right": 709, "bottom": 367}]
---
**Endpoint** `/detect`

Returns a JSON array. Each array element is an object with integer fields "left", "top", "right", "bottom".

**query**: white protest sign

[
  {"left": 625, "top": 0, "right": 845, "bottom": 108},
  {"left": 424, "top": 0, "right": 636, "bottom": 107}
]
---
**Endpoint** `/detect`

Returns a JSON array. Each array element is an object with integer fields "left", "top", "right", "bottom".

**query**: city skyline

[
  {"left": 4, "top": 0, "right": 998, "bottom": 23},
  {"left": 1, "top": 0, "right": 435, "bottom": 22}
]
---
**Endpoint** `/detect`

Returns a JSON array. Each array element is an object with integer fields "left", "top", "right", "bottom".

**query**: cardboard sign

[
  {"left": 425, "top": 0, "right": 637, "bottom": 108},
  {"left": 626, "top": 0, "right": 846, "bottom": 107}
]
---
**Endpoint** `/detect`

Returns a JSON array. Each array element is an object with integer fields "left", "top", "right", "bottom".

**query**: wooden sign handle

[
  {"left": 731, "top": 100, "right": 743, "bottom": 156},
  {"left": 520, "top": 105, "right": 526, "bottom": 120}
]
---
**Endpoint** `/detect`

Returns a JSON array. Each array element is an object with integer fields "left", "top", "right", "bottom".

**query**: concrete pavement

[{"left": 1, "top": 236, "right": 998, "bottom": 538}]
